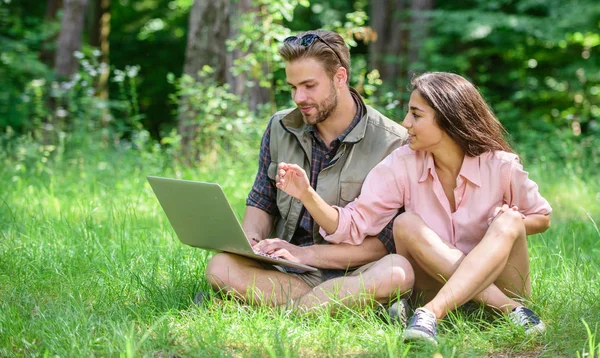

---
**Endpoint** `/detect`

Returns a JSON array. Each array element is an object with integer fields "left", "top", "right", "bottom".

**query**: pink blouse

[{"left": 321, "top": 146, "right": 552, "bottom": 254}]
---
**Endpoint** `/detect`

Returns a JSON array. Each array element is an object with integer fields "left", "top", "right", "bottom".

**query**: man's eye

[
  {"left": 412, "top": 112, "right": 420, "bottom": 118},
  {"left": 306, "top": 84, "right": 315, "bottom": 89}
]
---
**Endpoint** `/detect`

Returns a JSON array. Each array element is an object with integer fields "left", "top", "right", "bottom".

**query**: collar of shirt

[{"left": 419, "top": 151, "right": 482, "bottom": 187}]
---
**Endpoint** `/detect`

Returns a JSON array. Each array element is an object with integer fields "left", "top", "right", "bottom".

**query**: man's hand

[
  {"left": 275, "top": 162, "right": 311, "bottom": 201},
  {"left": 253, "top": 238, "right": 309, "bottom": 264},
  {"left": 248, "top": 236, "right": 261, "bottom": 247}
]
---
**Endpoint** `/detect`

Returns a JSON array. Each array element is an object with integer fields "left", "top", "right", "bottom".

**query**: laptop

[{"left": 147, "top": 176, "right": 318, "bottom": 272}]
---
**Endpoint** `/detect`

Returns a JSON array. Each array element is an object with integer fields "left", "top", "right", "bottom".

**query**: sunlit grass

[{"left": 1, "top": 137, "right": 599, "bottom": 356}]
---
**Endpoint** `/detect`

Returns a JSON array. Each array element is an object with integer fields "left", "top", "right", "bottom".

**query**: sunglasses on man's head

[{"left": 283, "top": 34, "right": 343, "bottom": 65}]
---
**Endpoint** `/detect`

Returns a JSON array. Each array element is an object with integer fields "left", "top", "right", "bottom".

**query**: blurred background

[{"left": 1, "top": 0, "right": 599, "bottom": 167}]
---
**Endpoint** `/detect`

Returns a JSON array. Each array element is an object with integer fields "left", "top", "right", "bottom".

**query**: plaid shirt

[{"left": 246, "top": 94, "right": 396, "bottom": 254}]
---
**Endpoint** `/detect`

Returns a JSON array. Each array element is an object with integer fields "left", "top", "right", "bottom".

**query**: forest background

[{"left": 1, "top": 0, "right": 600, "bottom": 356}]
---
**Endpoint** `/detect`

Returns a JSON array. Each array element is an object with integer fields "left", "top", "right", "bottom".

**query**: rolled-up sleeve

[
  {"left": 320, "top": 151, "right": 406, "bottom": 245},
  {"left": 246, "top": 119, "right": 279, "bottom": 216},
  {"left": 507, "top": 158, "right": 552, "bottom": 216}
]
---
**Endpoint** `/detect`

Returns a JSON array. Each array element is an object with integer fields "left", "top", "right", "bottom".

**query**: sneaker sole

[
  {"left": 403, "top": 329, "right": 438, "bottom": 345},
  {"left": 388, "top": 299, "right": 409, "bottom": 327},
  {"left": 525, "top": 321, "right": 546, "bottom": 335}
]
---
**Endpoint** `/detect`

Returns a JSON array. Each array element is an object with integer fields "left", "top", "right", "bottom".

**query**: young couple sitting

[{"left": 202, "top": 30, "right": 551, "bottom": 345}]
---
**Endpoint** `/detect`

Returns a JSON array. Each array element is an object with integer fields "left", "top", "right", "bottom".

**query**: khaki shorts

[{"left": 259, "top": 261, "right": 377, "bottom": 288}]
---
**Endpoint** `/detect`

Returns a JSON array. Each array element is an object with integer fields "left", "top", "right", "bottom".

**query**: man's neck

[{"left": 315, "top": 87, "right": 357, "bottom": 147}]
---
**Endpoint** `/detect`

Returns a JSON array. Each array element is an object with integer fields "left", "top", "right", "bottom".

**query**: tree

[
  {"left": 181, "top": 0, "right": 230, "bottom": 83},
  {"left": 178, "top": 0, "right": 231, "bottom": 162},
  {"left": 369, "top": 0, "right": 408, "bottom": 91},
  {"left": 408, "top": 0, "right": 433, "bottom": 65},
  {"left": 226, "top": 0, "right": 271, "bottom": 112},
  {"left": 54, "top": 0, "right": 88, "bottom": 79},
  {"left": 88, "top": 0, "right": 111, "bottom": 106},
  {"left": 368, "top": 0, "right": 433, "bottom": 106},
  {"left": 39, "top": 0, "right": 63, "bottom": 66}
]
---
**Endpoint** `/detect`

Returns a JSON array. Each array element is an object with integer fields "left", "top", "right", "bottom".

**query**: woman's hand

[
  {"left": 487, "top": 204, "right": 524, "bottom": 225},
  {"left": 275, "top": 162, "right": 311, "bottom": 200}
]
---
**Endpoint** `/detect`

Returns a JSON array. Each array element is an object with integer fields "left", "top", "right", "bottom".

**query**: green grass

[{"left": 1, "top": 138, "right": 599, "bottom": 357}]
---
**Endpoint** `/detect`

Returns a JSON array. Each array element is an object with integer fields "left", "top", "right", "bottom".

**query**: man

[{"left": 204, "top": 29, "right": 412, "bottom": 318}]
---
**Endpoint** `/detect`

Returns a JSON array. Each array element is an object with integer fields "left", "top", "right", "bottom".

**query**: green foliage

[
  {"left": 166, "top": 66, "right": 264, "bottom": 165},
  {"left": 419, "top": 0, "right": 600, "bottom": 162},
  {"left": 0, "top": 45, "right": 145, "bottom": 149},
  {"left": 0, "top": 1, "right": 53, "bottom": 131},
  {"left": 109, "top": 0, "right": 191, "bottom": 138},
  {"left": 3, "top": 0, "right": 599, "bottom": 167},
  {"left": 578, "top": 320, "right": 600, "bottom": 357},
  {"left": 226, "top": 0, "right": 308, "bottom": 106}
]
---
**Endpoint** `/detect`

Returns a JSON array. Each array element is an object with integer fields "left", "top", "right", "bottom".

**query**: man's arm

[
  {"left": 242, "top": 205, "right": 274, "bottom": 246},
  {"left": 301, "top": 236, "right": 388, "bottom": 269},
  {"left": 255, "top": 236, "right": 388, "bottom": 269},
  {"left": 243, "top": 119, "right": 278, "bottom": 246}
]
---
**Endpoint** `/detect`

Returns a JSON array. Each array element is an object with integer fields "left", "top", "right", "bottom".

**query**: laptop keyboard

[{"left": 254, "top": 251, "right": 284, "bottom": 261}]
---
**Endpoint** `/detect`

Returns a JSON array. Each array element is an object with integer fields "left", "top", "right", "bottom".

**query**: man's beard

[{"left": 300, "top": 84, "right": 338, "bottom": 125}]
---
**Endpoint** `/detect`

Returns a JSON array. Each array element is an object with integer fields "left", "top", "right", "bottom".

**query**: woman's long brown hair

[{"left": 411, "top": 72, "right": 513, "bottom": 156}]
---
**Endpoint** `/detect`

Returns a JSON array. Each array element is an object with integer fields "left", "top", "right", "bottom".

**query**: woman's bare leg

[{"left": 393, "top": 210, "right": 529, "bottom": 319}]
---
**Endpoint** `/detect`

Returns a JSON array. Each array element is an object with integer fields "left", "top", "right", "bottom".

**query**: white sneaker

[
  {"left": 403, "top": 307, "right": 438, "bottom": 345},
  {"left": 509, "top": 306, "right": 546, "bottom": 334}
]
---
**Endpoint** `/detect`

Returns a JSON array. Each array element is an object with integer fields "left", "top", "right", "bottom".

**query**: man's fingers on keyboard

[{"left": 260, "top": 240, "right": 285, "bottom": 252}]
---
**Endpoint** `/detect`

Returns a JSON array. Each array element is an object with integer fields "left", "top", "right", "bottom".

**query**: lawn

[{"left": 1, "top": 138, "right": 599, "bottom": 357}]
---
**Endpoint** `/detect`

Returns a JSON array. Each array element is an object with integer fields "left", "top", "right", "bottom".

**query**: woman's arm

[
  {"left": 276, "top": 153, "right": 406, "bottom": 245},
  {"left": 489, "top": 205, "right": 551, "bottom": 236},
  {"left": 506, "top": 157, "right": 553, "bottom": 232},
  {"left": 276, "top": 162, "right": 340, "bottom": 234},
  {"left": 524, "top": 213, "right": 551, "bottom": 235}
]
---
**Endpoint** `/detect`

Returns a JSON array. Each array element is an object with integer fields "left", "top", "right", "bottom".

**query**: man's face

[{"left": 285, "top": 58, "right": 338, "bottom": 125}]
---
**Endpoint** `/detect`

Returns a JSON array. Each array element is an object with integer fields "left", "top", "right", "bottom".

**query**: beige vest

[{"left": 267, "top": 89, "right": 408, "bottom": 244}]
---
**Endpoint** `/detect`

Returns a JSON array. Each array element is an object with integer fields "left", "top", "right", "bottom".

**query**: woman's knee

[
  {"left": 394, "top": 211, "right": 424, "bottom": 234},
  {"left": 393, "top": 212, "right": 425, "bottom": 247}
]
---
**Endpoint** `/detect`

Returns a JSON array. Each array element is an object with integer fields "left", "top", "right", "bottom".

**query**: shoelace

[
  {"left": 511, "top": 308, "right": 537, "bottom": 326},
  {"left": 413, "top": 309, "right": 437, "bottom": 331}
]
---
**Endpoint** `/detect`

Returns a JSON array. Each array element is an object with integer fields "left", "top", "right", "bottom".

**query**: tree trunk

[
  {"left": 178, "top": 0, "right": 230, "bottom": 164},
  {"left": 369, "top": 0, "right": 408, "bottom": 89},
  {"left": 369, "top": 0, "right": 415, "bottom": 107},
  {"left": 408, "top": 0, "right": 434, "bottom": 66},
  {"left": 181, "top": 0, "right": 230, "bottom": 82},
  {"left": 39, "top": 0, "right": 64, "bottom": 66},
  {"left": 89, "top": 0, "right": 111, "bottom": 127},
  {"left": 54, "top": 0, "right": 89, "bottom": 79},
  {"left": 369, "top": 0, "right": 391, "bottom": 76},
  {"left": 226, "top": 0, "right": 271, "bottom": 112}
]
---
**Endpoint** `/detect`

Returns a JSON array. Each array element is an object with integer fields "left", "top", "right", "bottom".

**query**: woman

[{"left": 273, "top": 72, "right": 551, "bottom": 344}]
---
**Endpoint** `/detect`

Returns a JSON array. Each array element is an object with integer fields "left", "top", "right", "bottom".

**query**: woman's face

[{"left": 402, "top": 90, "right": 445, "bottom": 152}]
